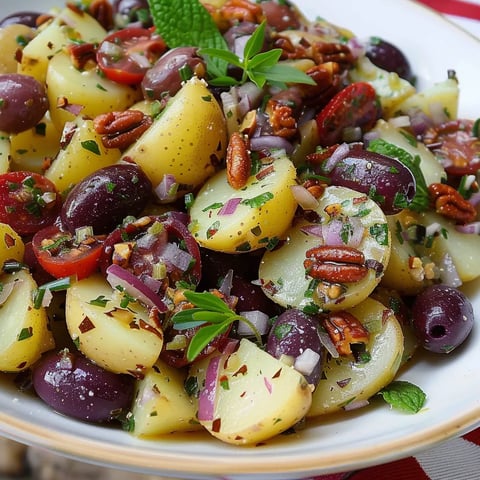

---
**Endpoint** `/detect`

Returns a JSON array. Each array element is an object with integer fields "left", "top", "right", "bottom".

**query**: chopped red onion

[
  {"left": 300, "top": 223, "right": 324, "bottom": 238},
  {"left": 198, "top": 354, "right": 222, "bottom": 421},
  {"left": 154, "top": 174, "right": 178, "bottom": 203},
  {"left": 237, "top": 81, "right": 263, "bottom": 116},
  {"left": 249, "top": 135, "right": 294, "bottom": 154},
  {"left": 343, "top": 399, "right": 370, "bottom": 411},
  {"left": 129, "top": 51, "right": 152, "bottom": 69},
  {"left": 106, "top": 263, "right": 168, "bottom": 312},
  {"left": 468, "top": 191, "right": 480, "bottom": 208},
  {"left": 319, "top": 330, "right": 339, "bottom": 358},
  {"left": 290, "top": 185, "right": 319, "bottom": 210},
  {"left": 438, "top": 253, "right": 462, "bottom": 288},
  {"left": 294, "top": 348, "right": 320, "bottom": 376},
  {"left": 407, "top": 107, "right": 433, "bottom": 136},
  {"left": 238, "top": 310, "right": 270, "bottom": 336},
  {"left": 41, "top": 287, "right": 54, "bottom": 308},
  {"left": 218, "top": 197, "right": 242, "bottom": 216},
  {"left": 0, "top": 280, "right": 17, "bottom": 306},
  {"left": 455, "top": 221, "right": 480, "bottom": 235},
  {"left": 218, "top": 269, "right": 234, "bottom": 296},
  {"left": 322, "top": 142, "right": 350, "bottom": 173},
  {"left": 347, "top": 37, "right": 365, "bottom": 59},
  {"left": 61, "top": 102, "right": 84, "bottom": 116},
  {"left": 161, "top": 242, "right": 193, "bottom": 272}
]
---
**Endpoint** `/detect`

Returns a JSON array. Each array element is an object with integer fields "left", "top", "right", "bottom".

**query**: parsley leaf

[{"left": 379, "top": 380, "right": 426, "bottom": 413}]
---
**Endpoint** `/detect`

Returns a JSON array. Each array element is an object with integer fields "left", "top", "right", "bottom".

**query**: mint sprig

[
  {"left": 379, "top": 380, "right": 426, "bottom": 413},
  {"left": 367, "top": 138, "right": 430, "bottom": 212},
  {"left": 147, "top": 0, "right": 228, "bottom": 75},
  {"left": 172, "top": 290, "right": 262, "bottom": 361},
  {"left": 200, "top": 21, "right": 316, "bottom": 89}
]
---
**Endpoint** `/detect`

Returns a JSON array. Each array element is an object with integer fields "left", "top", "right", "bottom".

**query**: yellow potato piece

[
  {"left": 122, "top": 77, "right": 227, "bottom": 198},
  {"left": 189, "top": 153, "right": 298, "bottom": 253},
  {"left": 0, "top": 270, "right": 54, "bottom": 372},
  {"left": 259, "top": 186, "right": 391, "bottom": 311},
  {"left": 131, "top": 359, "right": 201, "bottom": 437},
  {"left": 199, "top": 339, "right": 312, "bottom": 445},
  {"left": 308, "top": 298, "right": 404, "bottom": 416},
  {"left": 65, "top": 274, "right": 163, "bottom": 375},
  {"left": 0, "top": 223, "right": 24, "bottom": 267}
]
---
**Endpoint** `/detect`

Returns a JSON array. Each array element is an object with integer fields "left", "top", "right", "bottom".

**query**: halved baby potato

[
  {"left": 308, "top": 297, "right": 404, "bottom": 416},
  {"left": 259, "top": 185, "right": 391, "bottom": 311}
]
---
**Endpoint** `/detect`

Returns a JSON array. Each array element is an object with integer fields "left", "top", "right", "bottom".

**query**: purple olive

[
  {"left": 365, "top": 37, "right": 413, "bottom": 82},
  {"left": 0, "top": 73, "right": 49, "bottom": 133},
  {"left": 412, "top": 284, "right": 474, "bottom": 354},
  {"left": 141, "top": 47, "right": 206, "bottom": 100},
  {"left": 0, "top": 11, "right": 41, "bottom": 28},
  {"left": 266, "top": 309, "right": 324, "bottom": 386},
  {"left": 319, "top": 143, "right": 416, "bottom": 214},
  {"left": 260, "top": 0, "right": 302, "bottom": 31},
  {"left": 60, "top": 163, "right": 152, "bottom": 234},
  {"left": 32, "top": 349, "right": 134, "bottom": 423}
]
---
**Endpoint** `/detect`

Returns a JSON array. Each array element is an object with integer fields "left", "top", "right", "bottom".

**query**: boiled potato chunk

[
  {"left": 308, "top": 298, "right": 404, "bottom": 416},
  {"left": 189, "top": 153, "right": 297, "bottom": 252},
  {"left": 348, "top": 56, "right": 415, "bottom": 115},
  {"left": 0, "top": 270, "right": 54, "bottom": 372},
  {"left": 65, "top": 274, "right": 163, "bottom": 375},
  {"left": 18, "top": 7, "right": 106, "bottom": 83},
  {"left": 131, "top": 359, "right": 201, "bottom": 437},
  {"left": 0, "top": 223, "right": 24, "bottom": 268},
  {"left": 0, "top": 25, "right": 33, "bottom": 74},
  {"left": 45, "top": 117, "right": 121, "bottom": 193},
  {"left": 46, "top": 51, "right": 141, "bottom": 131},
  {"left": 371, "top": 119, "right": 446, "bottom": 186},
  {"left": 394, "top": 77, "right": 459, "bottom": 121},
  {"left": 259, "top": 186, "right": 391, "bottom": 311},
  {"left": 0, "top": 132, "right": 9, "bottom": 173},
  {"left": 122, "top": 77, "right": 227, "bottom": 199},
  {"left": 199, "top": 339, "right": 312, "bottom": 445}
]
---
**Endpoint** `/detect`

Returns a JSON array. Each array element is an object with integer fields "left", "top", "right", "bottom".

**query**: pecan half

[
  {"left": 219, "top": 0, "right": 264, "bottom": 27},
  {"left": 304, "top": 245, "right": 368, "bottom": 283},
  {"left": 323, "top": 311, "right": 369, "bottom": 356},
  {"left": 428, "top": 182, "right": 476, "bottom": 224},
  {"left": 226, "top": 131, "right": 251, "bottom": 189},
  {"left": 65, "top": 42, "right": 97, "bottom": 70},
  {"left": 265, "top": 98, "right": 297, "bottom": 139},
  {"left": 93, "top": 110, "right": 152, "bottom": 150},
  {"left": 88, "top": 0, "right": 114, "bottom": 31}
]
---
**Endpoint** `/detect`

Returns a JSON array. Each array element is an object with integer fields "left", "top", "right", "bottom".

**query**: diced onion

[
  {"left": 249, "top": 135, "right": 293, "bottom": 154},
  {"left": 161, "top": 242, "right": 193, "bottom": 272},
  {"left": 343, "top": 399, "right": 370, "bottom": 411},
  {"left": 438, "top": 253, "right": 462, "bottom": 288},
  {"left": 154, "top": 174, "right": 178, "bottom": 203},
  {"left": 0, "top": 280, "right": 17, "bottom": 306},
  {"left": 319, "top": 330, "right": 339, "bottom": 358},
  {"left": 238, "top": 310, "right": 270, "bottom": 336},
  {"left": 218, "top": 197, "right": 242, "bottom": 216},
  {"left": 198, "top": 355, "right": 222, "bottom": 421},
  {"left": 290, "top": 185, "right": 319, "bottom": 210},
  {"left": 294, "top": 348, "right": 320, "bottom": 376},
  {"left": 455, "top": 221, "right": 480, "bottom": 235},
  {"left": 322, "top": 142, "right": 350, "bottom": 173},
  {"left": 105, "top": 263, "right": 168, "bottom": 312}
]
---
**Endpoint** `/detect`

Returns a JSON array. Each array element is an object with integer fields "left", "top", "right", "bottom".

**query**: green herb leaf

[
  {"left": 379, "top": 380, "right": 426, "bottom": 413},
  {"left": 184, "top": 290, "right": 233, "bottom": 313},
  {"left": 147, "top": 0, "right": 228, "bottom": 75}
]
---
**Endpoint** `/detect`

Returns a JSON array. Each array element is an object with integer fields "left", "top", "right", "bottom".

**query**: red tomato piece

[
  {"left": 315, "top": 82, "right": 381, "bottom": 146},
  {"left": 0, "top": 171, "right": 61, "bottom": 236},
  {"left": 32, "top": 226, "right": 104, "bottom": 280},
  {"left": 423, "top": 119, "right": 480, "bottom": 176},
  {"left": 96, "top": 27, "right": 166, "bottom": 85}
]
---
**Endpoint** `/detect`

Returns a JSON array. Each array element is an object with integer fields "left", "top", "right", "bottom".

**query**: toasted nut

[
  {"left": 428, "top": 183, "right": 476, "bottom": 224},
  {"left": 304, "top": 245, "right": 368, "bottom": 283},
  {"left": 88, "top": 0, "right": 114, "bottom": 30},
  {"left": 226, "top": 131, "right": 251, "bottom": 189},
  {"left": 94, "top": 110, "right": 152, "bottom": 150},
  {"left": 323, "top": 311, "right": 370, "bottom": 356}
]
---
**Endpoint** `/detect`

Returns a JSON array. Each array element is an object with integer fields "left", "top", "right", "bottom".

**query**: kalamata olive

[
  {"left": 266, "top": 309, "right": 324, "bottom": 386},
  {"left": 0, "top": 73, "right": 49, "bottom": 133},
  {"left": 412, "top": 284, "right": 474, "bottom": 354},
  {"left": 32, "top": 349, "right": 135, "bottom": 423},
  {"left": 318, "top": 143, "right": 416, "bottom": 215},
  {"left": 0, "top": 11, "right": 41, "bottom": 28},
  {"left": 260, "top": 1, "right": 302, "bottom": 31},
  {"left": 60, "top": 163, "right": 152, "bottom": 234},
  {"left": 141, "top": 47, "right": 206, "bottom": 100},
  {"left": 365, "top": 37, "right": 413, "bottom": 82}
]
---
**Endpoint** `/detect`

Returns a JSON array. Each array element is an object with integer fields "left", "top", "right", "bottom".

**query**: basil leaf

[
  {"left": 379, "top": 380, "right": 426, "bottom": 413},
  {"left": 243, "top": 20, "right": 266, "bottom": 60}
]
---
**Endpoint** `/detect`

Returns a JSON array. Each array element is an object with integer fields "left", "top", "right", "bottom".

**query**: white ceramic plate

[{"left": 1, "top": 1, "right": 480, "bottom": 479}]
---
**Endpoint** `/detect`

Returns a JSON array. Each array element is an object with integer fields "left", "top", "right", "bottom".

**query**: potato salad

[{"left": 0, "top": 0, "right": 478, "bottom": 446}]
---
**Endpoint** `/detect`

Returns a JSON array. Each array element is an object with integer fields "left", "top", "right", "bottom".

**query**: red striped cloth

[
  {"left": 416, "top": 0, "right": 480, "bottom": 19},
  {"left": 311, "top": 427, "right": 480, "bottom": 480}
]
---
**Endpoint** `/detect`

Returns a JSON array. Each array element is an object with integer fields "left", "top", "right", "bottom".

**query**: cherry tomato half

[
  {"left": 0, "top": 171, "right": 61, "bottom": 236},
  {"left": 32, "top": 225, "right": 104, "bottom": 280},
  {"left": 423, "top": 119, "right": 480, "bottom": 176},
  {"left": 96, "top": 27, "right": 166, "bottom": 84},
  {"left": 315, "top": 82, "right": 381, "bottom": 146}
]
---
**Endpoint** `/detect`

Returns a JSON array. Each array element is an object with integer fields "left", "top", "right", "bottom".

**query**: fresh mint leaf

[
  {"left": 184, "top": 290, "right": 232, "bottom": 313},
  {"left": 242, "top": 20, "right": 267, "bottom": 60},
  {"left": 379, "top": 380, "right": 426, "bottom": 413},
  {"left": 147, "top": 0, "right": 228, "bottom": 74}
]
